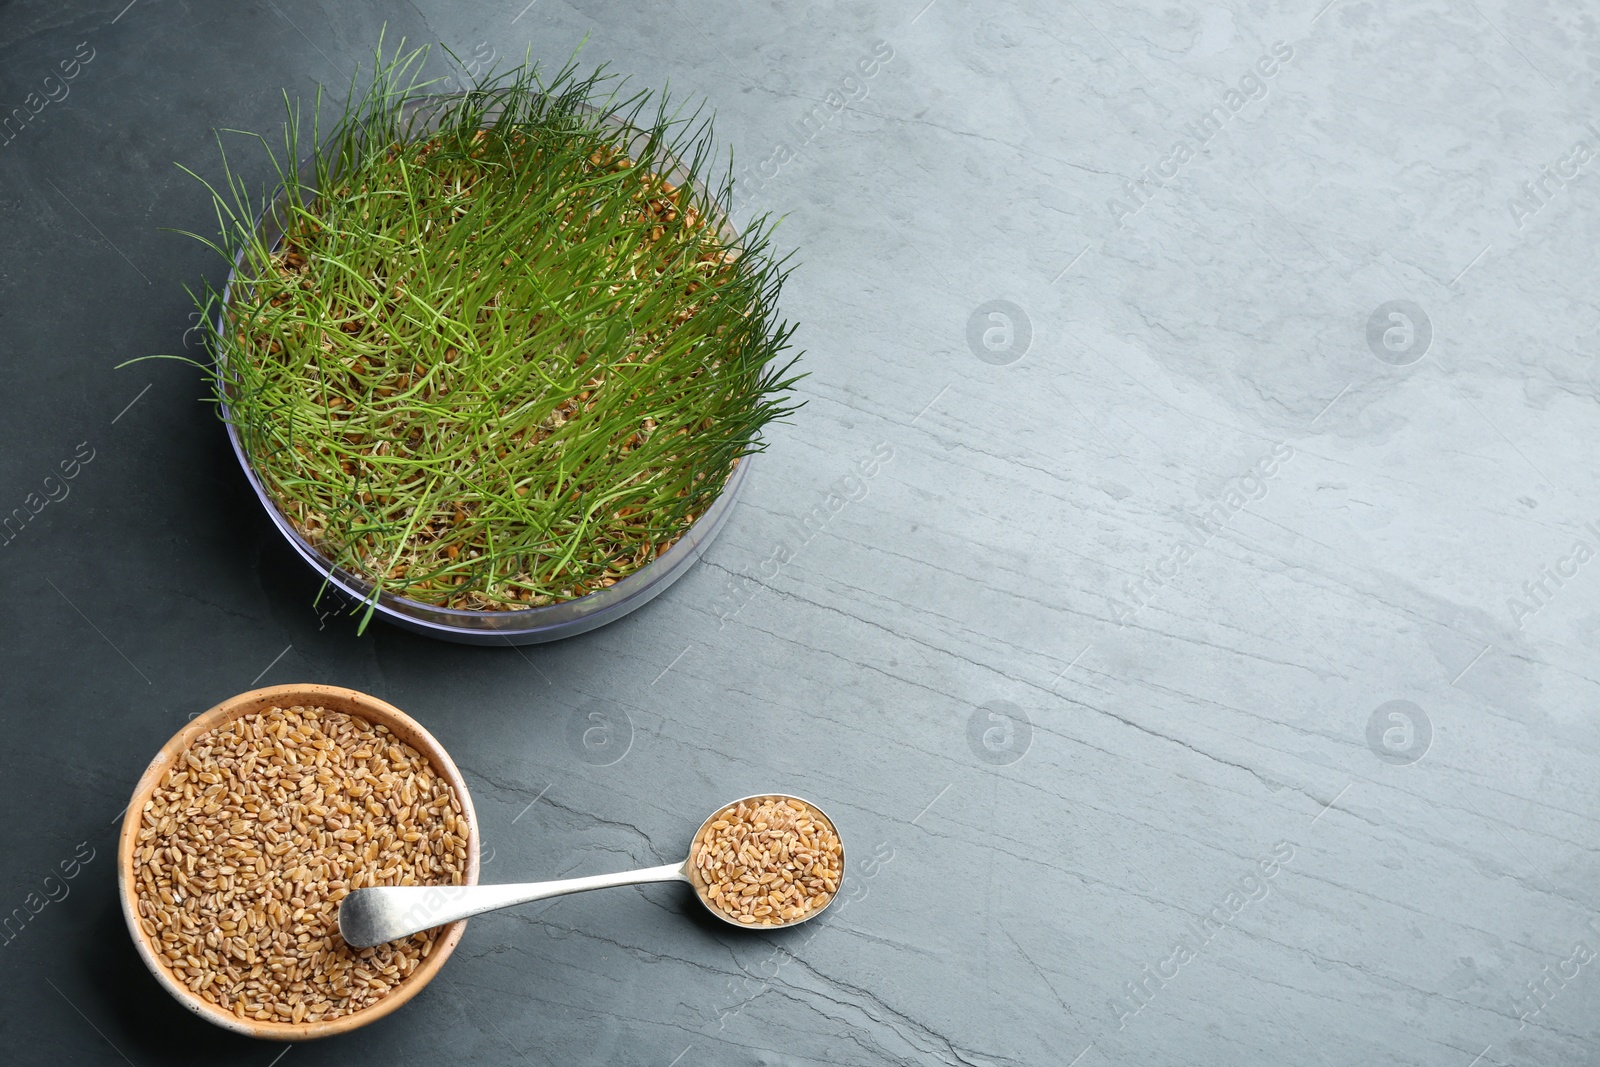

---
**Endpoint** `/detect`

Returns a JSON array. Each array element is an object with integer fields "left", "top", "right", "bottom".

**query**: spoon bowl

[{"left": 683, "top": 793, "right": 846, "bottom": 929}]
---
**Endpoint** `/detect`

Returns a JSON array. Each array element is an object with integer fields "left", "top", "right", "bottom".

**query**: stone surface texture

[{"left": 2, "top": 1, "right": 1599, "bottom": 1064}]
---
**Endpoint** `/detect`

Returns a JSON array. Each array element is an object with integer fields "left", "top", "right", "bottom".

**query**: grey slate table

[{"left": 4, "top": 1, "right": 1599, "bottom": 1064}]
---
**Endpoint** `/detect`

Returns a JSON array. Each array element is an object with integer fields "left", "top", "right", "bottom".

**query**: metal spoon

[{"left": 338, "top": 793, "right": 843, "bottom": 948}]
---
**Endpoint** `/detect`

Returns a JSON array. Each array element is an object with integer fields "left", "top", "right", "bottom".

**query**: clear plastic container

[
  {"left": 228, "top": 447, "right": 748, "bottom": 644},
  {"left": 216, "top": 93, "right": 751, "bottom": 643}
]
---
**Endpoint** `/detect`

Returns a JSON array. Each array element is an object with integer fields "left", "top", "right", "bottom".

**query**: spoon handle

[{"left": 339, "top": 861, "right": 689, "bottom": 947}]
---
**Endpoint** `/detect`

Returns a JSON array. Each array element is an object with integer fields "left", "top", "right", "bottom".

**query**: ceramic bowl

[{"left": 117, "top": 683, "right": 480, "bottom": 1040}]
